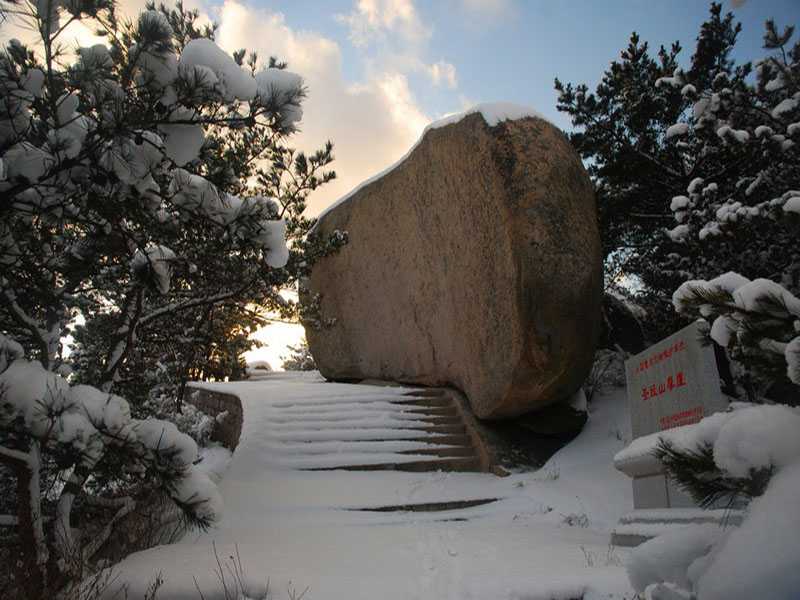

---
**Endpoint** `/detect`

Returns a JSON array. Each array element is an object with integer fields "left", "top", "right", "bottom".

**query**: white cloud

[
  {"left": 335, "top": 0, "right": 431, "bottom": 48},
  {"left": 334, "top": 1, "right": 462, "bottom": 121},
  {"left": 215, "top": 0, "right": 430, "bottom": 215},
  {"left": 425, "top": 59, "right": 457, "bottom": 89}
]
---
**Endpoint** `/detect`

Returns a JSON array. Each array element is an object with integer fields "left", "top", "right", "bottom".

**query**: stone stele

[{"left": 304, "top": 111, "right": 602, "bottom": 420}]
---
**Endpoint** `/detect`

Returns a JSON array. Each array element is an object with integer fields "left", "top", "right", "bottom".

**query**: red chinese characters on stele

[
  {"left": 659, "top": 406, "right": 703, "bottom": 430},
  {"left": 641, "top": 371, "right": 687, "bottom": 401},
  {"left": 634, "top": 339, "right": 687, "bottom": 374}
]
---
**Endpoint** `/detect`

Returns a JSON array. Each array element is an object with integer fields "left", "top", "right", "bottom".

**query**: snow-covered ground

[{"left": 105, "top": 373, "right": 635, "bottom": 600}]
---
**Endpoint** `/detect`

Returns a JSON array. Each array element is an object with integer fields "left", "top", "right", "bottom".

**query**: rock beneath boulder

[
  {"left": 599, "top": 293, "right": 647, "bottom": 355},
  {"left": 304, "top": 107, "right": 602, "bottom": 419}
]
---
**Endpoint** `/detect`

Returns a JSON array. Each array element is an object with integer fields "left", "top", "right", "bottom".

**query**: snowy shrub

[
  {"left": 145, "top": 389, "right": 218, "bottom": 446},
  {"left": 563, "top": 7, "right": 800, "bottom": 596},
  {"left": 245, "top": 360, "right": 274, "bottom": 379},
  {"left": 634, "top": 272, "right": 800, "bottom": 600},
  {"left": 0, "top": 353, "right": 222, "bottom": 598},
  {"left": 583, "top": 348, "right": 627, "bottom": 402},
  {"left": 672, "top": 272, "right": 800, "bottom": 401},
  {"left": 628, "top": 403, "right": 800, "bottom": 599},
  {"left": 0, "top": 0, "right": 344, "bottom": 596},
  {"left": 281, "top": 339, "right": 317, "bottom": 371}
]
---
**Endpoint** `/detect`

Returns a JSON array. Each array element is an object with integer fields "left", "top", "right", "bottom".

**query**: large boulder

[{"left": 304, "top": 107, "right": 602, "bottom": 419}]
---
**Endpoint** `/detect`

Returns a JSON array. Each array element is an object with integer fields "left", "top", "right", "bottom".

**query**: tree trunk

[{"left": 14, "top": 450, "right": 46, "bottom": 599}]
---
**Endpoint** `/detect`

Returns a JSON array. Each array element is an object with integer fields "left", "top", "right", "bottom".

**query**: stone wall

[
  {"left": 95, "top": 385, "right": 243, "bottom": 566},
  {"left": 185, "top": 384, "right": 244, "bottom": 450}
]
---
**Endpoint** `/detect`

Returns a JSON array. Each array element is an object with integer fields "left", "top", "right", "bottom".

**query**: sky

[{"left": 3, "top": 0, "right": 799, "bottom": 368}]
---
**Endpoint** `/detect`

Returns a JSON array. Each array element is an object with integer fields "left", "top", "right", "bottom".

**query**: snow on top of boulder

[
  {"left": 430, "top": 102, "right": 548, "bottom": 130},
  {"left": 316, "top": 102, "right": 550, "bottom": 224}
]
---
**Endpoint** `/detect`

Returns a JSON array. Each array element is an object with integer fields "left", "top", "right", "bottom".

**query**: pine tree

[
  {"left": 555, "top": 3, "right": 800, "bottom": 340},
  {"left": 0, "top": 0, "right": 342, "bottom": 596}
]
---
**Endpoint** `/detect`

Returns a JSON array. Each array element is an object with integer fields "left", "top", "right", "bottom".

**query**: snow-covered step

[
  {"left": 265, "top": 428, "right": 455, "bottom": 443},
  {"left": 262, "top": 418, "right": 437, "bottom": 431},
  {"left": 398, "top": 446, "right": 476, "bottom": 457},
  {"left": 306, "top": 456, "right": 482, "bottom": 472},
  {"left": 272, "top": 400, "right": 413, "bottom": 412},
  {"left": 264, "top": 440, "right": 463, "bottom": 455},
  {"left": 270, "top": 395, "right": 417, "bottom": 408},
  {"left": 269, "top": 453, "right": 474, "bottom": 470},
  {"left": 344, "top": 498, "right": 500, "bottom": 513},
  {"left": 617, "top": 508, "right": 744, "bottom": 525},
  {"left": 258, "top": 386, "right": 488, "bottom": 473},
  {"left": 264, "top": 411, "right": 457, "bottom": 424},
  {"left": 611, "top": 508, "right": 744, "bottom": 547}
]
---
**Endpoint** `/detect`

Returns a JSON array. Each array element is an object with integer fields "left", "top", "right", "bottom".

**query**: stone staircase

[{"left": 261, "top": 385, "right": 501, "bottom": 475}]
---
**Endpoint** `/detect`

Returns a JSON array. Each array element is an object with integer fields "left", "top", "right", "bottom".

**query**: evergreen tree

[
  {"left": 0, "top": 0, "right": 342, "bottom": 595},
  {"left": 555, "top": 3, "right": 800, "bottom": 340}
]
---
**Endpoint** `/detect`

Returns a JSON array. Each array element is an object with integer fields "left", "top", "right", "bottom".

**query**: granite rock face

[{"left": 304, "top": 111, "right": 602, "bottom": 419}]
